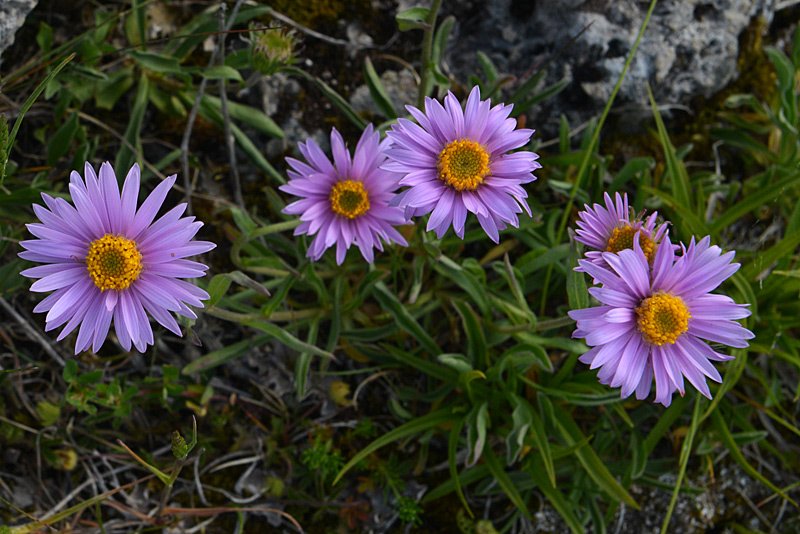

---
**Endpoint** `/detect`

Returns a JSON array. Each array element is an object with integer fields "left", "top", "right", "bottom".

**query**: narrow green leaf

[
  {"left": 199, "top": 93, "right": 284, "bottom": 138},
  {"left": 431, "top": 16, "right": 455, "bottom": 68},
  {"left": 526, "top": 461, "right": 585, "bottom": 534},
  {"left": 567, "top": 236, "right": 589, "bottom": 311},
  {"left": 465, "top": 401, "right": 489, "bottom": 467},
  {"left": 647, "top": 84, "right": 691, "bottom": 212},
  {"left": 205, "top": 275, "right": 233, "bottom": 307},
  {"left": 242, "top": 319, "right": 334, "bottom": 361},
  {"left": 4, "top": 53, "right": 75, "bottom": 187},
  {"left": 396, "top": 7, "right": 430, "bottom": 31},
  {"left": 551, "top": 403, "right": 639, "bottom": 508},
  {"left": 640, "top": 186, "right": 708, "bottom": 237},
  {"left": 182, "top": 334, "right": 271, "bottom": 374},
  {"left": 333, "top": 408, "right": 454, "bottom": 485},
  {"left": 482, "top": 447, "right": 532, "bottom": 520},
  {"left": 431, "top": 256, "right": 491, "bottom": 316},
  {"left": 46, "top": 112, "right": 80, "bottom": 166},
  {"left": 193, "top": 96, "right": 284, "bottom": 183},
  {"left": 373, "top": 282, "right": 440, "bottom": 355},
  {"left": 660, "top": 395, "right": 703, "bottom": 534},
  {"left": 712, "top": 128, "right": 773, "bottom": 159},
  {"left": 363, "top": 57, "right": 396, "bottom": 119},
  {"left": 448, "top": 415, "right": 473, "bottom": 517},
  {"left": 710, "top": 408, "right": 797, "bottom": 506},
  {"left": 187, "top": 65, "right": 243, "bottom": 81},
  {"left": 708, "top": 172, "right": 800, "bottom": 235},
  {"left": 503, "top": 395, "right": 553, "bottom": 488},
  {"left": 295, "top": 317, "right": 319, "bottom": 399},
  {"left": 741, "top": 229, "right": 800, "bottom": 280},
  {"left": 423, "top": 465, "right": 491, "bottom": 503},
  {"left": 115, "top": 73, "right": 149, "bottom": 173},
  {"left": 126, "top": 50, "right": 182, "bottom": 74},
  {"left": 452, "top": 300, "right": 487, "bottom": 370}
]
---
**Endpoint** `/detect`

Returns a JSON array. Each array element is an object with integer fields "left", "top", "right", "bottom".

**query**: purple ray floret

[
  {"left": 20, "top": 162, "right": 215, "bottom": 354},
  {"left": 384, "top": 86, "right": 541, "bottom": 242},
  {"left": 280, "top": 124, "right": 409, "bottom": 264},
  {"left": 574, "top": 191, "right": 669, "bottom": 271},
  {"left": 568, "top": 233, "right": 754, "bottom": 406}
]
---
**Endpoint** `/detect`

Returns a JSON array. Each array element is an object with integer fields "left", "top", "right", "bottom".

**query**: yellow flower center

[
  {"left": 606, "top": 225, "right": 656, "bottom": 261},
  {"left": 635, "top": 293, "right": 691, "bottom": 345},
  {"left": 85, "top": 234, "right": 143, "bottom": 291},
  {"left": 329, "top": 180, "right": 370, "bottom": 219},
  {"left": 437, "top": 139, "right": 490, "bottom": 191}
]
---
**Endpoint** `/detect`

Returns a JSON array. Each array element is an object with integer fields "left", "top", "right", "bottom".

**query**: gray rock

[
  {"left": 0, "top": 0, "right": 38, "bottom": 64},
  {"left": 444, "top": 0, "right": 776, "bottom": 137}
]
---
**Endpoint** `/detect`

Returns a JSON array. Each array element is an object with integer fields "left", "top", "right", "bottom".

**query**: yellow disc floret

[
  {"left": 437, "top": 139, "right": 490, "bottom": 191},
  {"left": 606, "top": 225, "right": 656, "bottom": 261},
  {"left": 85, "top": 234, "right": 143, "bottom": 291},
  {"left": 635, "top": 292, "right": 691, "bottom": 345},
  {"left": 330, "top": 180, "right": 370, "bottom": 219}
]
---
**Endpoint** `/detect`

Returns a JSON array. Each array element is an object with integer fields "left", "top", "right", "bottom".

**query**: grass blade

[{"left": 333, "top": 408, "right": 455, "bottom": 485}]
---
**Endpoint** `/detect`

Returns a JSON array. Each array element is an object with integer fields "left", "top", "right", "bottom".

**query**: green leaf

[
  {"left": 363, "top": 57, "right": 396, "bottom": 119},
  {"left": 187, "top": 65, "right": 243, "bottom": 81},
  {"left": 295, "top": 318, "right": 319, "bottom": 399},
  {"left": 77, "top": 370, "right": 103, "bottom": 385},
  {"left": 710, "top": 408, "right": 797, "bottom": 506},
  {"left": 512, "top": 77, "right": 569, "bottom": 116},
  {"left": 373, "top": 282, "right": 440, "bottom": 355},
  {"left": 396, "top": 7, "right": 430, "bottom": 31},
  {"left": 448, "top": 415, "right": 473, "bottom": 517},
  {"left": 708, "top": 172, "right": 800, "bottom": 235},
  {"left": 566, "top": 236, "right": 589, "bottom": 311},
  {"left": 242, "top": 319, "right": 334, "bottom": 361},
  {"left": 711, "top": 128, "right": 773, "bottom": 159},
  {"left": 437, "top": 353, "right": 473, "bottom": 373},
  {"left": 477, "top": 52, "right": 498, "bottom": 85},
  {"left": 46, "top": 112, "right": 80, "bottom": 166},
  {"left": 482, "top": 447, "right": 532, "bottom": 520},
  {"left": 182, "top": 334, "right": 271, "bottom": 374},
  {"left": 205, "top": 275, "right": 233, "bottom": 307},
  {"left": 509, "top": 394, "right": 555, "bottom": 485},
  {"left": 647, "top": 84, "right": 691, "bottom": 216},
  {"left": 36, "top": 22, "right": 53, "bottom": 54},
  {"left": 465, "top": 401, "right": 488, "bottom": 467},
  {"left": 4, "top": 53, "right": 75, "bottom": 188},
  {"left": 660, "top": 395, "right": 703, "bottom": 533},
  {"left": 497, "top": 343, "right": 552, "bottom": 374},
  {"left": 115, "top": 73, "right": 149, "bottom": 174},
  {"left": 94, "top": 67, "right": 135, "bottom": 110},
  {"left": 452, "top": 300, "right": 487, "bottom": 370},
  {"left": 431, "top": 15, "right": 455, "bottom": 73},
  {"left": 192, "top": 96, "right": 285, "bottom": 183},
  {"left": 431, "top": 255, "right": 490, "bottom": 316},
  {"left": 126, "top": 49, "right": 182, "bottom": 74},
  {"left": 333, "top": 408, "right": 455, "bottom": 485},
  {"left": 526, "top": 460, "right": 585, "bottom": 534},
  {"left": 551, "top": 402, "right": 639, "bottom": 508},
  {"left": 62, "top": 360, "right": 78, "bottom": 382},
  {"left": 741, "top": 228, "right": 800, "bottom": 280}
]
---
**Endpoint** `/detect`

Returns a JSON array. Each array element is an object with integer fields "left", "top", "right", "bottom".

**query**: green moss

[{"left": 268, "top": 0, "right": 370, "bottom": 29}]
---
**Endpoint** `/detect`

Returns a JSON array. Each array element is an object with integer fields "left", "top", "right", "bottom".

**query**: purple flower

[
  {"left": 280, "top": 125, "right": 408, "bottom": 264},
  {"left": 575, "top": 192, "right": 669, "bottom": 270},
  {"left": 20, "top": 162, "right": 215, "bottom": 354},
  {"left": 384, "top": 86, "right": 540, "bottom": 242},
  {"left": 568, "top": 234, "right": 754, "bottom": 406}
]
